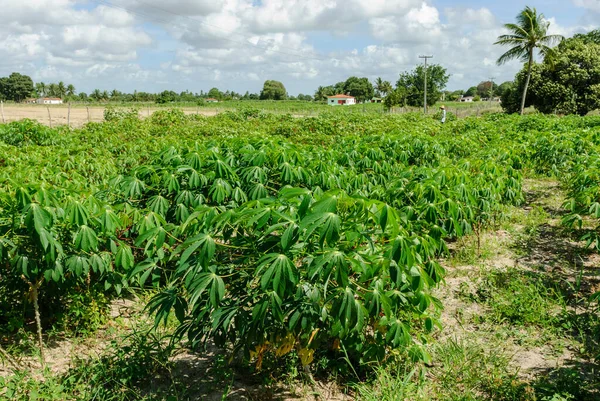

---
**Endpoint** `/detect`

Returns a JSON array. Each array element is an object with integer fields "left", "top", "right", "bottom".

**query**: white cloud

[
  {"left": 573, "top": 0, "right": 600, "bottom": 13},
  {"left": 0, "top": 0, "right": 596, "bottom": 95}
]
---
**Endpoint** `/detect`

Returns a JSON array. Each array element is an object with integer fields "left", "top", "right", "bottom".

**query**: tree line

[{"left": 2, "top": 11, "right": 598, "bottom": 117}]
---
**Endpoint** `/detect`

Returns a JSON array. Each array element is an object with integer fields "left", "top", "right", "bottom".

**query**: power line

[{"left": 91, "top": 0, "right": 327, "bottom": 63}]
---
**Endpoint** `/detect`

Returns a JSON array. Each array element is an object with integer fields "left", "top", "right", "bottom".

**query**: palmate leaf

[
  {"left": 66, "top": 255, "right": 90, "bottom": 277},
  {"left": 256, "top": 253, "right": 297, "bottom": 298},
  {"left": 148, "top": 195, "right": 170, "bottom": 217},
  {"left": 128, "top": 258, "right": 160, "bottom": 287},
  {"left": 15, "top": 187, "right": 32, "bottom": 210},
  {"left": 177, "top": 233, "right": 216, "bottom": 269},
  {"left": 147, "top": 288, "right": 187, "bottom": 327},
  {"left": 98, "top": 208, "right": 122, "bottom": 234},
  {"left": 332, "top": 287, "right": 364, "bottom": 332},
  {"left": 187, "top": 269, "right": 225, "bottom": 309},
  {"left": 38, "top": 227, "right": 63, "bottom": 262},
  {"left": 74, "top": 225, "right": 98, "bottom": 252},
  {"left": 65, "top": 200, "right": 89, "bottom": 226},
  {"left": 300, "top": 211, "right": 341, "bottom": 248},
  {"left": 308, "top": 250, "right": 348, "bottom": 288},
  {"left": 209, "top": 178, "right": 232, "bottom": 204},
  {"left": 385, "top": 319, "right": 411, "bottom": 347},
  {"left": 115, "top": 245, "right": 135, "bottom": 271},
  {"left": 24, "top": 203, "right": 52, "bottom": 234}
]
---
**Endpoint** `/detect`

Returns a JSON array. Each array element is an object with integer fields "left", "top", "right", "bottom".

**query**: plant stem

[
  {"left": 31, "top": 282, "right": 45, "bottom": 367},
  {"left": 0, "top": 345, "right": 22, "bottom": 370}
]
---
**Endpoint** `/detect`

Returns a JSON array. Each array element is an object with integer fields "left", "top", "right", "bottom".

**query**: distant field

[{"left": 0, "top": 100, "right": 503, "bottom": 127}]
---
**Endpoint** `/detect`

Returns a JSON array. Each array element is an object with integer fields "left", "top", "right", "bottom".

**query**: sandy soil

[{"left": 0, "top": 104, "right": 220, "bottom": 128}]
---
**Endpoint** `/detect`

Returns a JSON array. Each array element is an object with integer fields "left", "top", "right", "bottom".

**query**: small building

[
  {"left": 205, "top": 98, "right": 219, "bottom": 103},
  {"left": 460, "top": 96, "right": 474, "bottom": 102},
  {"left": 37, "top": 98, "right": 63, "bottom": 105},
  {"left": 327, "top": 94, "right": 356, "bottom": 106},
  {"left": 370, "top": 97, "right": 383, "bottom": 103}
]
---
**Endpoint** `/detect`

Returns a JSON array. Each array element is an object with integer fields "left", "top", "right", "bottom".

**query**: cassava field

[{"left": 0, "top": 108, "right": 599, "bottom": 400}]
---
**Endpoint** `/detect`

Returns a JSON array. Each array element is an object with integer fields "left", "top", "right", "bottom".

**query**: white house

[
  {"left": 205, "top": 98, "right": 219, "bottom": 103},
  {"left": 37, "top": 98, "right": 63, "bottom": 105},
  {"left": 460, "top": 96, "right": 474, "bottom": 103},
  {"left": 327, "top": 94, "right": 356, "bottom": 106}
]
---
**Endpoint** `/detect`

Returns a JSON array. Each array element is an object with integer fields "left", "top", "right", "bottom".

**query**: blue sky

[{"left": 0, "top": 0, "right": 598, "bottom": 95}]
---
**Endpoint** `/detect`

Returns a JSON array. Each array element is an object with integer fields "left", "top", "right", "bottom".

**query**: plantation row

[{"left": 1, "top": 109, "right": 600, "bottom": 371}]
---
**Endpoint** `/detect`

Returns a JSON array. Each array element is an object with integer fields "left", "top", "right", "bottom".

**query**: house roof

[
  {"left": 328, "top": 94, "right": 355, "bottom": 99},
  {"left": 40, "top": 97, "right": 62, "bottom": 100}
]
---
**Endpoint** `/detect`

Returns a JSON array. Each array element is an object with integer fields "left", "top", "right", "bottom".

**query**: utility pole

[
  {"left": 489, "top": 77, "right": 496, "bottom": 102},
  {"left": 419, "top": 55, "right": 433, "bottom": 114}
]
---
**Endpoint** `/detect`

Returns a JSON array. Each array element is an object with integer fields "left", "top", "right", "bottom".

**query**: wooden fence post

[
  {"left": 147, "top": 106, "right": 150, "bottom": 117},
  {"left": 47, "top": 107, "right": 52, "bottom": 128},
  {"left": 67, "top": 103, "right": 71, "bottom": 127},
  {"left": 0, "top": 101, "right": 4, "bottom": 123},
  {"left": 87, "top": 106, "right": 91, "bottom": 123}
]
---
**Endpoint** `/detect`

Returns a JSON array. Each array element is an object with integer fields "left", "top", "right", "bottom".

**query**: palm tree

[
  {"left": 494, "top": 6, "right": 563, "bottom": 115},
  {"left": 47, "top": 83, "right": 58, "bottom": 97},
  {"left": 35, "top": 82, "right": 46, "bottom": 97},
  {"left": 375, "top": 77, "right": 384, "bottom": 96},
  {"left": 315, "top": 86, "right": 326, "bottom": 102},
  {"left": 57, "top": 81, "right": 66, "bottom": 99},
  {"left": 91, "top": 89, "right": 102, "bottom": 102},
  {"left": 66, "top": 84, "right": 76, "bottom": 97},
  {"left": 381, "top": 81, "right": 393, "bottom": 98}
]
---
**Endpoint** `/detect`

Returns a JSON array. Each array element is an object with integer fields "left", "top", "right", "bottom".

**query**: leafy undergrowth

[{"left": 2, "top": 113, "right": 600, "bottom": 400}]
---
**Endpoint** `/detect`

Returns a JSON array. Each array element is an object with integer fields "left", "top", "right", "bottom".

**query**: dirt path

[
  {"left": 435, "top": 178, "right": 600, "bottom": 396},
  {"left": 0, "top": 105, "right": 220, "bottom": 128}
]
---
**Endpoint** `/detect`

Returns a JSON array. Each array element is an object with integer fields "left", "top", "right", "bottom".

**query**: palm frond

[{"left": 497, "top": 46, "right": 528, "bottom": 66}]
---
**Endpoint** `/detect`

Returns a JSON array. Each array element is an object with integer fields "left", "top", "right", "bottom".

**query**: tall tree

[
  {"left": 57, "top": 81, "right": 66, "bottom": 99},
  {"left": 91, "top": 89, "right": 102, "bottom": 101},
  {"left": 396, "top": 64, "right": 449, "bottom": 107},
  {"left": 36, "top": 82, "right": 47, "bottom": 97},
  {"left": 374, "top": 77, "right": 384, "bottom": 96},
  {"left": 207, "top": 87, "right": 223, "bottom": 100},
  {"left": 1, "top": 73, "right": 34, "bottom": 102},
  {"left": 66, "top": 84, "right": 76, "bottom": 97},
  {"left": 380, "top": 81, "right": 393, "bottom": 97},
  {"left": 343, "top": 77, "right": 374, "bottom": 103},
  {"left": 47, "top": 83, "right": 58, "bottom": 97},
  {"left": 260, "top": 80, "right": 287, "bottom": 100},
  {"left": 495, "top": 6, "right": 563, "bottom": 115},
  {"left": 502, "top": 32, "right": 600, "bottom": 115}
]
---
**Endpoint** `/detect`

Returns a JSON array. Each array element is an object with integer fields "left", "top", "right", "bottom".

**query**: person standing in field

[{"left": 440, "top": 105, "right": 447, "bottom": 123}]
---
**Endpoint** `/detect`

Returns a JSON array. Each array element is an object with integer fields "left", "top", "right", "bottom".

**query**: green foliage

[
  {"left": 343, "top": 76, "right": 375, "bottom": 103},
  {"left": 495, "top": 6, "right": 564, "bottom": 114},
  {"left": 156, "top": 90, "right": 178, "bottom": 104},
  {"left": 472, "top": 269, "right": 567, "bottom": 327},
  {"left": 0, "top": 329, "right": 177, "bottom": 401},
  {"left": 528, "top": 37, "right": 600, "bottom": 115},
  {"left": 3, "top": 109, "right": 600, "bottom": 378},
  {"left": 397, "top": 64, "right": 449, "bottom": 107},
  {"left": 0, "top": 119, "right": 61, "bottom": 146},
  {"left": 0, "top": 72, "right": 34, "bottom": 102},
  {"left": 355, "top": 338, "right": 535, "bottom": 401},
  {"left": 103, "top": 106, "right": 140, "bottom": 122},
  {"left": 260, "top": 80, "right": 288, "bottom": 100}
]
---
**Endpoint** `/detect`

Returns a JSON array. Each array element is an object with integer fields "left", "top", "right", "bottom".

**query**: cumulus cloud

[{"left": 0, "top": 0, "right": 596, "bottom": 94}]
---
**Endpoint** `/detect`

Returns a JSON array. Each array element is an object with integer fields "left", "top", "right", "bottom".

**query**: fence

[{"left": 0, "top": 101, "right": 503, "bottom": 128}]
